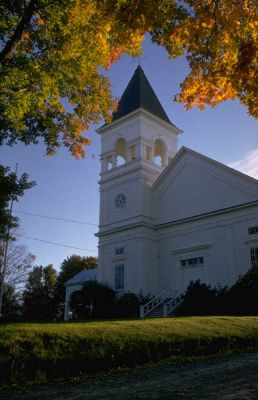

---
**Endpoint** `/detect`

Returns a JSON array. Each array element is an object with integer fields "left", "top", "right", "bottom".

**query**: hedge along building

[{"left": 64, "top": 66, "right": 258, "bottom": 320}]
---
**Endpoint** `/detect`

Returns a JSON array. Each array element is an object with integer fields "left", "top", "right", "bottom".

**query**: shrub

[
  {"left": 70, "top": 284, "right": 153, "bottom": 319},
  {"left": 70, "top": 281, "right": 115, "bottom": 319},
  {"left": 228, "top": 265, "right": 258, "bottom": 315},
  {"left": 114, "top": 293, "right": 140, "bottom": 318},
  {"left": 176, "top": 280, "right": 228, "bottom": 316},
  {"left": 176, "top": 266, "right": 258, "bottom": 316}
]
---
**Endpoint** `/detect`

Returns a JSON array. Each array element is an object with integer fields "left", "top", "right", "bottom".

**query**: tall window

[
  {"left": 115, "top": 264, "right": 124, "bottom": 290},
  {"left": 250, "top": 248, "right": 258, "bottom": 267}
]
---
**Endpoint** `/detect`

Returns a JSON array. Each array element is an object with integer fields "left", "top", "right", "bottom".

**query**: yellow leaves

[{"left": 179, "top": 75, "right": 238, "bottom": 111}]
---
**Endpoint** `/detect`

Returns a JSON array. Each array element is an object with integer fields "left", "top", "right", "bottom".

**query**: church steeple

[
  {"left": 98, "top": 66, "right": 182, "bottom": 174},
  {"left": 112, "top": 65, "right": 173, "bottom": 126}
]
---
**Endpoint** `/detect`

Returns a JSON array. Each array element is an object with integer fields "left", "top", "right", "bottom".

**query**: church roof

[
  {"left": 64, "top": 268, "right": 98, "bottom": 286},
  {"left": 112, "top": 65, "right": 173, "bottom": 125},
  {"left": 153, "top": 146, "right": 258, "bottom": 191}
]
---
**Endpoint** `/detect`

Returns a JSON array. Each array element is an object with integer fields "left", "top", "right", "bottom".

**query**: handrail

[
  {"left": 140, "top": 288, "right": 184, "bottom": 318},
  {"left": 141, "top": 287, "right": 170, "bottom": 318},
  {"left": 166, "top": 292, "right": 184, "bottom": 315}
]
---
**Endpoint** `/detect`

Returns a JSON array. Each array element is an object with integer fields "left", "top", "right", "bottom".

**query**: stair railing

[
  {"left": 140, "top": 287, "right": 170, "bottom": 318},
  {"left": 163, "top": 292, "right": 184, "bottom": 317}
]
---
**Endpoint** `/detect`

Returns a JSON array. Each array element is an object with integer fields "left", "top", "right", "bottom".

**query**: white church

[{"left": 64, "top": 66, "right": 258, "bottom": 319}]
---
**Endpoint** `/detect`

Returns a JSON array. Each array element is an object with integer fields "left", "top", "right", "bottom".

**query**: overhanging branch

[{"left": 0, "top": 0, "right": 38, "bottom": 65}]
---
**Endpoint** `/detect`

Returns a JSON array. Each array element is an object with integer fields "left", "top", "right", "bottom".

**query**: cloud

[{"left": 229, "top": 149, "right": 258, "bottom": 179}]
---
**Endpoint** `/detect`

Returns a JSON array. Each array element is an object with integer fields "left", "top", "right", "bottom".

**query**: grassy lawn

[{"left": 1, "top": 316, "right": 258, "bottom": 385}]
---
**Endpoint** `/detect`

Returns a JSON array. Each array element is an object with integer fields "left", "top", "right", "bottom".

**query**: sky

[{"left": 1, "top": 35, "right": 257, "bottom": 272}]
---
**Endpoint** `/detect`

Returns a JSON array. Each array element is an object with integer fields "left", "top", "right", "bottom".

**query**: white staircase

[{"left": 140, "top": 288, "right": 184, "bottom": 318}]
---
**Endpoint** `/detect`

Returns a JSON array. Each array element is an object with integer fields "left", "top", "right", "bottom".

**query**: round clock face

[{"left": 115, "top": 193, "right": 126, "bottom": 209}]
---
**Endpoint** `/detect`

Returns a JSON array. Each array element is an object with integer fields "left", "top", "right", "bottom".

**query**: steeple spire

[{"left": 112, "top": 66, "right": 173, "bottom": 125}]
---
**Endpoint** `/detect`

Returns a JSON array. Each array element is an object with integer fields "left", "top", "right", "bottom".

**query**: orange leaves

[
  {"left": 155, "top": 0, "right": 257, "bottom": 116},
  {"left": 22, "top": 31, "right": 30, "bottom": 40}
]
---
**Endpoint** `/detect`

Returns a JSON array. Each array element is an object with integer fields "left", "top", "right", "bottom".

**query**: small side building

[{"left": 64, "top": 269, "right": 98, "bottom": 321}]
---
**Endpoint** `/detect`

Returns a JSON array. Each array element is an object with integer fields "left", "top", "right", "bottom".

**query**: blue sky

[{"left": 1, "top": 36, "right": 257, "bottom": 271}]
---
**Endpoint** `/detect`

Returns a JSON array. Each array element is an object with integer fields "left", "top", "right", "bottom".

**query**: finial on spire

[{"left": 132, "top": 55, "right": 147, "bottom": 67}]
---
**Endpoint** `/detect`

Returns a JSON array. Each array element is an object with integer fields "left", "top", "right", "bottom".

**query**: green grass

[{"left": 1, "top": 316, "right": 258, "bottom": 386}]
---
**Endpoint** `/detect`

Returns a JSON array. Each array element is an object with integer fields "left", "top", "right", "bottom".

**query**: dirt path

[{"left": 1, "top": 352, "right": 258, "bottom": 400}]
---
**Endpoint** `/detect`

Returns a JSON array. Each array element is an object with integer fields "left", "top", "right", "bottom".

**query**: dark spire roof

[{"left": 112, "top": 66, "right": 172, "bottom": 125}]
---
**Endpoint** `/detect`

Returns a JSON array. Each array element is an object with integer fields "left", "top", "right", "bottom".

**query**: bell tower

[{"left": 97, "top": 66, "right": 182, "bottom": 295}]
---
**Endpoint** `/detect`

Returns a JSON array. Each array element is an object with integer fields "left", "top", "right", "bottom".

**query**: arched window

[
  {"left": 115, "top": 138, "right": 127, "bottom": 166},
  {"left": 154, "top": 139, "right": 165, "bottom": 166}
]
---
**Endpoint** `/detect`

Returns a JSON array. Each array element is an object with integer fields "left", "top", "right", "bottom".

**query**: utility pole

[{"left": 0, "top": 163, "right": 18, "bottom": 317}]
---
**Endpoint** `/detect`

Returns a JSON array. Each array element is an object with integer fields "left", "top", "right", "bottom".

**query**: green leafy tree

[
  {"left": 57, "top": 255, "right": 98, "bottom": 287},
  {"left": 0, "top": 165, "right": 35, "bottom": 241},
  {"left": 0, "top": 1, "right": 256, "bottom": 162},
  {"left": 23, "top": 264, "right": 57, "bottom": 320}
]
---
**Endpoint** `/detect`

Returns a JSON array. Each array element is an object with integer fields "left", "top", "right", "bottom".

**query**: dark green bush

[
  {"left": 176, "top": 280, "right": 228, "bottom": 316},
  {"left": 228, "top": 265, "right": 258, "bottom": 315},
  {"left": 70, "top": 281, "right": 115, "bottom": 319},
  {"left": 70, "top": 284, "right": 152, "bottom": 319},
  {"left": 176, "top": 266, "right": 258, "bottom": 316},
  {"left": 114, "top": 293, "right": 140, "bottom": 317}
]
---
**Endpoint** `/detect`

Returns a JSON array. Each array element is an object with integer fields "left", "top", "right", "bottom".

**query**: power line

[
  {"left": 16, "top": 233, "right": 98, "bottom": 253},
  {"left": 14, "top": 210, "right": 98, "bottom": 226},
  {"left": 16, "top": 233, "right": 157, "bottom": 257}
]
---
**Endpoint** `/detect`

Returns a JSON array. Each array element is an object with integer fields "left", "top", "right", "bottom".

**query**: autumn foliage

[
  {"left": 153, "top": 0, "right": 258, "bottom": 117},
  {"left": 0, "top": 1, "right": 257, "bottom": 158}
]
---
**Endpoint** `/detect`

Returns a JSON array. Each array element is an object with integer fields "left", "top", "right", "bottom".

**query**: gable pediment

[{"left": 153, "top": 147, "right": 258, "bottom": 224}]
